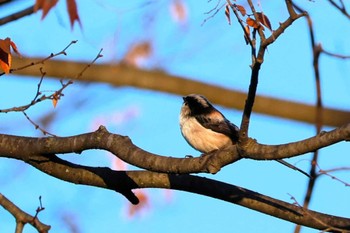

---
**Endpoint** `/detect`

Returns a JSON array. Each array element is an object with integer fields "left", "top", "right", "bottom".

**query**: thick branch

[
  {"left": 0, "top": 126, "right": 237, "bottom": 175},
  {"left": 1, "top": 125, "right": 350, "bottom": 230},
  {"left": 10, "top": 56, "right": 350, "bottom": 127},
  {"left": 1, "top": 123, "right": 349, "bottom": 177},
  {"left": 241, "top": 123, "right": 350, "bottom": 160},
  {"left": 6, "top": 154, "right": 350, "bottom": 232}
]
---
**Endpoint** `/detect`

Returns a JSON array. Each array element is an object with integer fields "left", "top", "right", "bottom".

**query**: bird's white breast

[{"left": 180, "top": 115, "right": 232, "bottom": 153}]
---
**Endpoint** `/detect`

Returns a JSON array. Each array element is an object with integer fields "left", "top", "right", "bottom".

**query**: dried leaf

[
  {"left": 124, "top": 41, "right": 152, "bottom": 67},
  {"left": 112, "top": 157, "right": 127, "bottom": 171},
  {"left": 0, "top": 38, "right": 11, "bottom": 54},
  {"left": 52, "top": 92, "right": 59, "bottom": 108},
  {"left": 34, "top": 0, "right": 44, "bottom": 12},
  {"left": 0, "top": 51, "right": 10, "bottom": 74},
  {"left": 246, "top": 17, "right": 259, "bottom": 29},
  {"left": 170, "top": 0, "right": 188, "bottom": 24},
  {"left": 257, "top": 12, "right": 272, "bottom": 31},
  {"left": 0, "top": 37, "right": 19, "bottom": 74},
  {"left": 128, "top": 190, "right": 150, "bottom": 217},
  {"left": 52, "top": 98, "right": 58, "bottom": 108},
  {"left": 236, "top": 4, "right": 246, "bottom": 17},
  {"left": 9, "top": 40, "right": 21, "bottom": 57},
  {"left": 225, "top": 4, "right": 231, "bottom": 25},
  {"left": 66, "top": 0, "right": 81, "bottom": 29},
  {"left": 244, "top": 25, "right": 250, "bottom": 44},
  {"left": 34, "top": 0, "right": 58, "bottom": 20}
]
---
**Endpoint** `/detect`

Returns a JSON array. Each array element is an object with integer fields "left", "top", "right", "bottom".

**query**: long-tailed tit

[
  {"left": 179, "top": 94, "right": 310, "bottom": 177},
  {"left": 179, "top": 94, "right": 239, "bottom": 153}
]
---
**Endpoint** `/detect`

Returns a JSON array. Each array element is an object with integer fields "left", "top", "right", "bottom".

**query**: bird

[
  {"left": 179, "top": 94, "right": 239, "bottom": 153},
  {"left": 179, "top": 94, "right": 310, "bottom": 177}
]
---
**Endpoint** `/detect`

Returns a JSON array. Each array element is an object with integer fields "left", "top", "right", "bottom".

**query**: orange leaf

[
  {"left": 52, "top": 98, "right": 58, "bottom": 108},
  {"left": 9, "top": 40, "right": 21, "bottom": 57},
  {"left": 66, "top": 0, "right": 81, "bottom": 29},
  {"left": 170, "top": 0, "right": 188, "bottom": 24},
  {"left": 246, "top": 17, "right": 259, "bottom": 29},
  {"left": 236, "top": 4, "right": 246, "bottom": 17},
  {"left": 52, "top": 92, "right": 59, "bottom": 108},
  {"left": 34, "top": 0, "right": 58, "bottom": 20},
  {"left": 0, "top": 38, "right": 11, "bottom": 54},
  {"left": 225, "top": 4, "right": 231, "bottom": 25},
  {"left": 257, "top": 12, "right": 272, "bottom": 31},
  {"left": 244, "top": 25, "right": 250, "bottom": 44},
  {"left": 125, "top": 41, "right": 152, "bottom": 67},
  {"left": 0, "top": 37, "right": 17, "bottom": 74},
  {"left": 128, "top": 190, "right": 150, "bottom": 217},
  {"left": 0, "top": 53, "right": 10, "bottom": 74},
  {"left": 34, "top": 0, "right": 44, "bottom": 12}
]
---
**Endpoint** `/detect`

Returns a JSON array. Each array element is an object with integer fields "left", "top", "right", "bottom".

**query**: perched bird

[
  {"left": 179, "top": 94, "right": 310, "bottom": 177},
  {"left": 179, "top": 94, "right": 239, "bottom": 153}
]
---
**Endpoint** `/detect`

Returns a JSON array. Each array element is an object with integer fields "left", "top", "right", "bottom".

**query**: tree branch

[
  {"left": 0, "top": 193, "right": 50, "bottom": 233},
  {"left": 10, "top": 56, "right": 350, "bottom": 127},
  {"left": 0, "top": 5, "right": 34, "bottom": 26},
  {"left": 240, "top": 123, "right": 350, "bottom": 160},
  {"left": 1, "top": 123, "right": 349, "bottom": 177},
  {"left": 4, "top": 155, "right": 350, "bottom": 232}
]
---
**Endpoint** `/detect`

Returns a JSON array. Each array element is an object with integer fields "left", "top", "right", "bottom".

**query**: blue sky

[{"left": 0, "top": 1, "right": 350, "bottom": 232}]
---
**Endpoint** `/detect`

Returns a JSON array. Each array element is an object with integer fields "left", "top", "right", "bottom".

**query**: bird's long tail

[{"left": 276, "top": 159, "right": 310, "bottom": 178}]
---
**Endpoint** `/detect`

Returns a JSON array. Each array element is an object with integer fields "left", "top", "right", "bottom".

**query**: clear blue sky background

[{"left": 0, "top": 1, "right": 350, "bottom": 232}]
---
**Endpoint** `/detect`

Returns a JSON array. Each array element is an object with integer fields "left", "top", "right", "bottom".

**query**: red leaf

[
  {"left": 170, "top": 0, "right": 188, "bottom": 24},
  {"left": 257, "top": 12, "right": 272, "bottom": 31},
  {"left": 246, "top": 17, "right": 259, "bottom": 29},
  {"left": 124, "top": 41, "right": 152, "bottom": 67},
  {"left": 244, "top": 25, "right": 250, "bottom": 44},
  {"left": 127, "top": 190, "right": 150, "bottom": 217},
  {"left": 10, "top": 40, "right": 21, "bottom": 57},
  {"left": 34, "top": 0, "right": 58, "bottom": 20},
  {"left": 225, "top": 4, "right": 231, "bottom": 25},
  {"left": 236, "top": 4, "right": 246, "bottom": 17},
  {"left": 0, "top": 37, "right": 20, "bottom": 74},
  {"left": 52, "top": 92, "right": 59, "bottom": 108},
  {"left": 66, "top": 0, "right": 82, "bottom": 29},
  {"left": 0, "top": 38, "right": 11, "bottom": 54}
]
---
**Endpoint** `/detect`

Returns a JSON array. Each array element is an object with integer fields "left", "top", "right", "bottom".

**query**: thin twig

[
  {"left": 0, "top": 43, "right": 103, "bottom": 114},
  {"left": 227, "top": 0, "right": 255, "bottom": 51},
  {"left": 317, "top": 164, "right": 350, "bottom": 187},
  {"left": 328, "top": 0, "right": 350, "bottom": 20},
  {"left": 0, "top": 193, "right": 50, "bottom": 233},
  {"left": 75, "top": 48, "right": 103, "bottom": 80},
  {"left": 322, "top": 48, "right": 350, "bottom": 59},
  {"left": 292, "top": 2, "right": 321, "bottom": 232},
  {"left": 8, "top": 40, "right": 78, "bottom": 74},
  {"left": 289, "top": 194, "right": 347, "bottom": 232},
  {"left": 22, "top": 111, "right": 57, "bottom": 136}
]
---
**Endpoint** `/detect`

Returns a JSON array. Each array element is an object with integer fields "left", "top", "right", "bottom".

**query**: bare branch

[
  {"left": 0, "top": 43, "right": 102, "bottom": 115},
  {"left": 22, "top": 111, "right": 57, "bottom": 136},
  {"left": 3, "top": 156, "right": 350, "bottom": 232},
  {"left": 10, "top": 56, "right": 350, "bottom": 127},
  {"left": 0, "top": 5, "right": 34, "bottom": 26},
  {"left": 261, "top": 1, "right": 307, "bottom": 52},
  {"left": 6, "top": 40, "right": 78, "bottom": 75},
  {"left": 0, "top": 193, "right": 50, "bottom": 233},
  {"left": 328, "top": 0, "right": 350, "bottom": 20},
  {"left": 0, "top": 122, "right": 349, "bottom": 177}
]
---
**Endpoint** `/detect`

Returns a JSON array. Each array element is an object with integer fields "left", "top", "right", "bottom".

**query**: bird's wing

[{"left": 195, "top": 112, "right": 239, "bottom": 142}]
